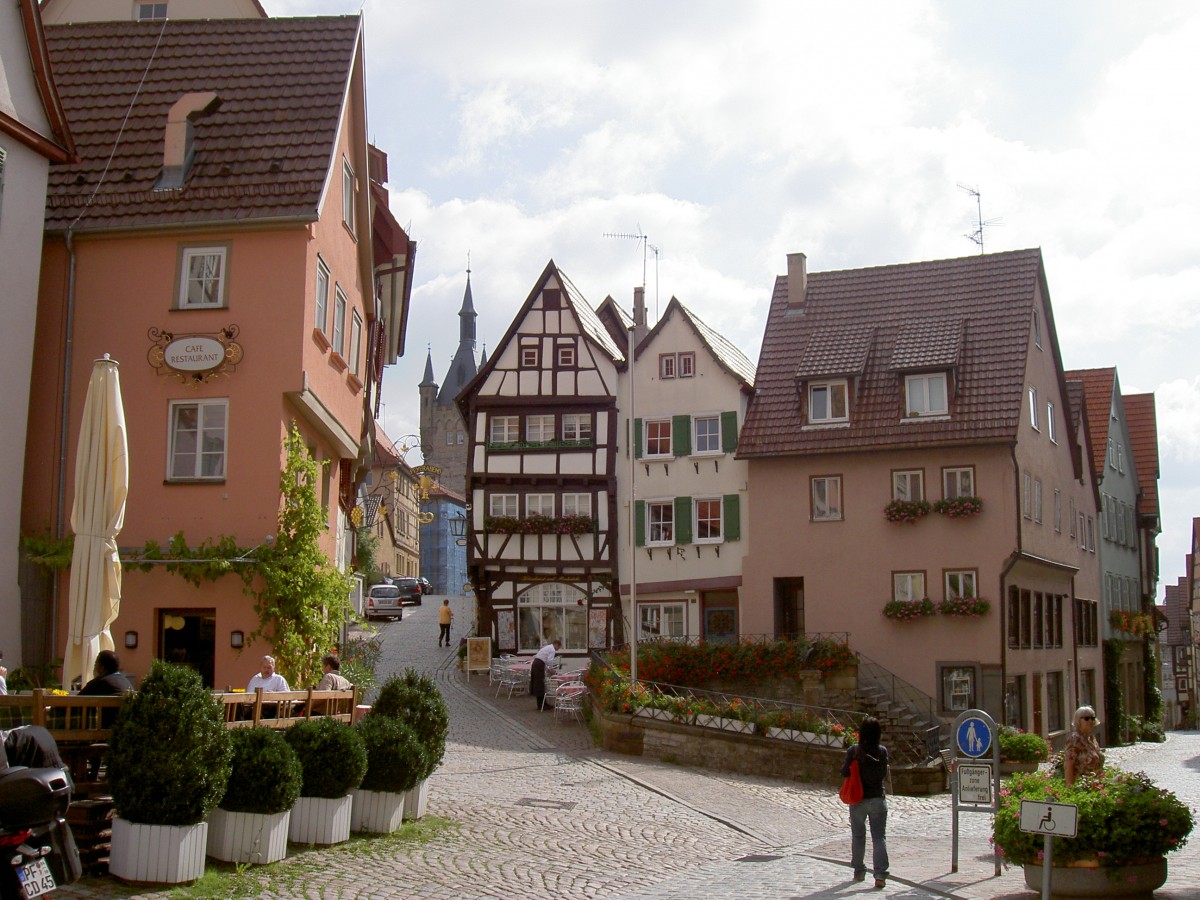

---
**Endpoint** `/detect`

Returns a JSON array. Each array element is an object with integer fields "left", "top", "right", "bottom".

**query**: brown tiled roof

[
  {"left": 739, "top": 249, "right": 1045, "bottom": 457},
  {"left": 1123, "top": 392, "right": 1159, "bottom": 520},
  {"left": 43, "top": 16, "right": 360, "bottom": 232},
  {"left": 1064, "top": 367, "right": 1116, "bottom": 478},
  {"left": 795, "top": 325, "right": 874, "bottom": 379},
  {"left": 889, "top": 317, "right": 963, "bottom": 371}
]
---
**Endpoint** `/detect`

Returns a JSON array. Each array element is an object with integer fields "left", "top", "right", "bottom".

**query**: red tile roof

[
  {"left": 43, "top": 16, "right": 361, "bottom": 232},
  {"left": 1064, "top": 367, "right": 1116, "bottom": 479},
  {"left": 739, "top": 249, "right": 1045, "bottom": 457},
  {"left": 1123, "top": 392, "right": 1159, "bottom": 520}
]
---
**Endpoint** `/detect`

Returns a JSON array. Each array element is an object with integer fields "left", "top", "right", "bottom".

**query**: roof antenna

[
  {"left": 603, "top": 225, "right": 663, "bottom": 321},
  {"left": 958, "top": 183, "right": 1002, "bottom": 254}
]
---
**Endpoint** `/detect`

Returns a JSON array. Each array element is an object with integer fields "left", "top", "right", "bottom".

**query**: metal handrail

[{"left": 855, "top": 652, "right": 949, "bottom": 752}]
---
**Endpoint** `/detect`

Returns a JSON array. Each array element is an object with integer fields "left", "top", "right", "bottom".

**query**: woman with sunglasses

[{"left": 1063, "top": 706, "right": 1104, "bottom": 786}]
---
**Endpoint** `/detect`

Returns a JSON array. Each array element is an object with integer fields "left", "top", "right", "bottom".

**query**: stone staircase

[{"left": 853, "top": 654, "right": 950, "bottom": 764}]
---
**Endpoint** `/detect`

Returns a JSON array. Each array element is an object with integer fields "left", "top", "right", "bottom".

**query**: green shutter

[
  {"left": 721, "top": 411, "right": 739, "bottom": 453},
  {"left": 634, "top": 418, "right": 643, "bottom": 459},
  {"left": 635, "top": 500, "right": 645, "bottom": 547},
  {"left": 723, "top": 494, "right": 741, "bottom": 541},
  {"left": 672, "top": 415, "right": 691, "bottom": 457},
  {"left": 674, "top": 496, "right": 692, "bottom": 545}
]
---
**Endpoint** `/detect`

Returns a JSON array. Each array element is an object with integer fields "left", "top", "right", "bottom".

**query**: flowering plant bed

[
  {"left": 882, "top": 598, "right": 935, "bottom": 621},
  {"left": 938, "top": 596, "right": 990, "bottom": 617},
  {"left": 932, "top": 496, "right": 983, "bottom": 518},
  {"left": 484, "top": 514, "right": 595, "bottom": 535},
  {"left": 883, "top": 499, "right": 930, "bottom": 524},
  {"left": 1108, "top": 610, "right": 1154, "bottom": 637},
  {"left": 993, "top": 768, "right": 1193, "bottom": 867},
  {"left": 997, "top": 726, "right": 1049, "bottom": 764}
]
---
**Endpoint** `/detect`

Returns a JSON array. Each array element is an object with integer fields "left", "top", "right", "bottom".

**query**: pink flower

[{"left": 1160, "top": 819, "right": 1168, "bottom": 826}]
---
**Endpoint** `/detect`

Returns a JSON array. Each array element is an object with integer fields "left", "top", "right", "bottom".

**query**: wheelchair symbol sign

[{"left": 956, "top": 717, "right": 991, "bottom": 758}]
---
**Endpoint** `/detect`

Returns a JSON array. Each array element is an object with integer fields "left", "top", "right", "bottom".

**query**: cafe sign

[{"left": 148, "top": 324, "right": 243, "bottom": 385}]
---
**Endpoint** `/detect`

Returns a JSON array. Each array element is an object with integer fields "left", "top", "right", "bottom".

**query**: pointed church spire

[
  {"left": 459, "top": 264, "right": 477, "bottom": 347},
  {"left": 479, "top": 344, "right": 488, "bottom": 366},
  {"left": 437, "top": 264, "right": 481, "bottom": 402},
  {"left": 419, "top": 345, "right": 437, "bottom": 387}
]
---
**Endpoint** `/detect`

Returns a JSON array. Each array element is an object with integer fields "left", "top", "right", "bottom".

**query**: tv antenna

[
  {"left": 604, "top": 225, "right": 662, "bottom": 320},
  {"left": 957, "top": 183, "right": 1003, "bottom": 254}
]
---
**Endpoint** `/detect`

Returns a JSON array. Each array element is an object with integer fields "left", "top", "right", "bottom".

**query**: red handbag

[{"left": 839, "top": 756, "right": 864, "bottom": 804}]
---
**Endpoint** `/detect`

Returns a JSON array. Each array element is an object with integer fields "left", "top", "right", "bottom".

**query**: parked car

[
  {"left": 417, "top": 577, "right": 432, "bottom": 597},
  {"left": 365, "top": 582, "right": 406, "bottom": 621}
]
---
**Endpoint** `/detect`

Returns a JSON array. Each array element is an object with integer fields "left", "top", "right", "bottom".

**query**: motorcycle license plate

[{"left": 17, "top": 857, "right": 56, "bottom": 899}]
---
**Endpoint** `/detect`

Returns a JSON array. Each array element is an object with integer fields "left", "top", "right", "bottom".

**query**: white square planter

[
  {"left": 634, "top": 706, "right": 672, "bottom": 722},
  {"left": 207, "top": 808, "right": 290, "bottom": 864},
  {"left": 715, "top": 717, "right": 755, "bottom": 734},
  {"left": 351, "top": 789, "right": 406, "bottom": 833},
  {"left": 288, "top": 795, "right": 352, "bottom": 845},
  {"left": 402, "top": 779, "right": 430, "bottom": 820},
  {"left": 694, "top": 713, "right": 723, "bottom": 729},
  {"left": 767, "top": 727, "right": 804, "bottom": 742},
  {"left": 110, "top": 817, "right": 207, "bottom": 884}
]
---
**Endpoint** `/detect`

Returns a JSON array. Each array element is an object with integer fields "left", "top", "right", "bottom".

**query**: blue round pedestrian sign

[{"left": 957, "top": 717, "right": 991, "bottom": 758}]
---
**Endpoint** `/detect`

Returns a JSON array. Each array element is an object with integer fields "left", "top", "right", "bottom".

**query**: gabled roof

[
  {"left": 560, "top": 267, "right": 624, "bottom": 363},
  {"left": 594, "top": 295, "right": 634, "bottom": 351},
  {"left": 2, "top": 0, "right": 76, "bottom": 163},
  {"left": 1064, "top": 367, "right": 1117, "bottom": 479},
  {"left": 43, "top": 16, "right": 361, "bottom": 232},
  {"left": 636, "top": 296, "right": 755, "bottom": 388},
  {"left": 1123, "top": 392, "right": 1160, "bottom": 521},
  {"left": 739, "top": 249, "right": 1046, "bottom": 457}
]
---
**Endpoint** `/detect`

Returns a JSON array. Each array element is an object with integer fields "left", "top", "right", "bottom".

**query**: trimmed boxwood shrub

[
  {"left": 220, "top": 727, "right": 302, "bottom": 814},
  {"left": 107, "top": 659, "right": 231, "bottom": 826},
  {"left": 356, "top": 715, "right": 429, "bottom": 793},
  {"left": 284, "top": 716, "right": 367, "bottom": 799},
  {"left": 997, "top": 726, "right": 1050, "bottom": 764},
  {"left": 370, "top": 669, "right": 449, "bottom": 779}
]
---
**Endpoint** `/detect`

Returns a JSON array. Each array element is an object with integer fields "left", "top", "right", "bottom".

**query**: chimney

[
  {"left": 156, "top": 92, "right": 220, "bottom": 190},
  {"left": 787, "top": 252, "right": 808, "bottom": 308},
  {"left": 633, "top": 286, "right": 649, "bottom": 344}
]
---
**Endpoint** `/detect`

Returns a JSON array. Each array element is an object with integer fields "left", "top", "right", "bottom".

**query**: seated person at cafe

[
  {"left": 315, "top": 654, "right": 351, "bottom": 691},
  {"left": 247, "top": 655, "right": 290, "bottom": 692},
  {"left": 530, "top": 639, "right": 561, "bottom": 710},
  {"left": 79, "top": 650, "right": 134, "bottom": 695}
]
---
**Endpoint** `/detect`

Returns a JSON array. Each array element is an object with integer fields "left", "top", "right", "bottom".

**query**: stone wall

[
  {"left": 693, "top": 665, "right": 858, "bottom": 710},
  {"left": 595, "top": 705, "right": 945, "bottom": 796}
]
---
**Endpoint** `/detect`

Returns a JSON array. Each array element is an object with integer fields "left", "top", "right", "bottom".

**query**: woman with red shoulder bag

[{"left": 840, "top": 716, "right": 890, "bottom": 888}]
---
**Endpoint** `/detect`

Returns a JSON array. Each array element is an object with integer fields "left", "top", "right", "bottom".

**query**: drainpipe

[{"left": 53, "top": 227, "right": 79, "bottom": 660}]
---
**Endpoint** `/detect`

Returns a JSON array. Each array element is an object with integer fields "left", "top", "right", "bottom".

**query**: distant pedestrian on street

[
  {"left": 438, "top": 599, "right": 454, "bottom": 647},
  {"left": 530, "top": 639, "right": 561, "bottom": 710},
  {"left": 1063, "top": 705, "right": 1104, "bottom": 786},
  {"left": 841, "top": 716, "right": 890, "bottom": 889}
]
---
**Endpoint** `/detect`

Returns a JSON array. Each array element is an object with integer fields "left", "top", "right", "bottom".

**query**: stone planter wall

[
  {"left": 109, "top": 818, "right": 208, "bottom": 884},
  {"left": 595, "top": 706, "right": 943, "bottom": 795},
  {"left": 1022, "top": 859, "right": 1167, "bottom": 897},
  {"left": 694, "top": 664, "right": 858, "bottom": 709},
  {"left": 207, "top": 808, "right": 289, "bottom": 865}
]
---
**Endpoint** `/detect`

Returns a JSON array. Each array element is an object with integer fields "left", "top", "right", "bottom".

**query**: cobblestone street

[{"left": 59, "top": 594, "right": 1200, "bottom": 898}]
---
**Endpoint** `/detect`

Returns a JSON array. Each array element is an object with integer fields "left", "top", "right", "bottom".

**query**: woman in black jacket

[{"left": 840, "top": 716, "right": 889, "bottom": 888}]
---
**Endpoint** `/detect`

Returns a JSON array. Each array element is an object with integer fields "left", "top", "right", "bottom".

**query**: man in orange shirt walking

[{"left": 438, "top": 599, "right": 454, "bottom": 647}]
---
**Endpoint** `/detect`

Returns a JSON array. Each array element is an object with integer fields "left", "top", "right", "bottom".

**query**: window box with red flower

[
  {"left": 883, "top": 499, "right": 931, "bottom": 524},
  {"left": 882, "top": 597, "right": 935, "bottom": 621},
  {"left": 938, "top": 596, "right": 991, "bottom": 618},
  {"left": 932, "top": 496, "right": 983, "bottom": 518},
  {"left": 1108, "top": 610, "right": 1154, "bottom": 637}
]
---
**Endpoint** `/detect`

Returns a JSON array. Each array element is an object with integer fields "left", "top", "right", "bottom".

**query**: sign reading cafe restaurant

[{"left": 148, "top": 325, "right": 243, "bottom": 384}]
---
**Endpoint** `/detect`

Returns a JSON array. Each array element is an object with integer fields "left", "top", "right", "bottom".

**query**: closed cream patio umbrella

[{"left": 63, "top": 354, "right": 128, "bottom": 690}]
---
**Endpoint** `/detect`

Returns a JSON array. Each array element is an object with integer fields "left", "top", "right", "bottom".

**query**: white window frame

[
  {"left": 678, "top": 352, "right": 696, "bottom": 377},
  {"left": 638, "top": 602, "right": 686, "bottom": 640},
  {"left": 315, "top": 257, "right": 330, "bottom": 335},
  {"left": 647, "top": 500, "right": 674, "bottom": 546},
  {"left": 562, "top": 493, "right": 592, "bottom": 517},
  {"left": 1028, "top": 386, "right": 1039, "bottom": 430},
  {"left": 808, "top": 380, "right": 848, "bottom": 423},
  {"left": 1022, "top": 473, "right": 1032, "bottom": 519},
  {"left": 556, "top": 342, "right": 576, "bottom": 367},
  {"left": 811, "top": 476, "right": 843, "bottom": 521},
  {"left": 1116, "top": 443, "right": 1124, "bottom": 473},
  {"left": 1034, "top": 478, "right": 1043, "bottom": 524},
  {"left": 490, "top": 415, "right": 519, "bottom": 444},
  {"left": 341, "top": 156, "right": 356, "bottom": 233},
  {"left": 946, "top": 570, "right": 977, "bottom": 600},
  {"left": 659, "top": 354, "right": 676, "bottom": 379},
  {"left": 136, "top": 2, "right": 167, "bottom": 20},
  {"left": 942, "top": 467, "right": 974, "bottom": 498},
  {"left": 520, "top": 343, "right": 539, "bottom": 368},
  {"left": 1047, "top": 401, "right": 1057, "bottom": 443},
  {"left": 1107, "top": 438, "right": 1117, "bottom": 469},
  {"left": 526, "top": 494, "right": 554, "bottom": 517},
  {"left": 332, "top": 287, "right": 347, "bottom": 357},
  {"left": 561, "top": 414, "right": 592, "bottom": 443},
  {"left": 517, "top": 583, "right": 587, "bottom": 652},
  {"left": 893, "top": 572, "right": 926, "bottom": 602},
  {"left": 644, "top": 419, "right": 672, "bottom": 457},
  {"left": 693, "top": 496, "right": 723, "bottom": 543},
  {"left": 1054, "top": 489, "right": 1062, "bottom": 533},
  {"left": 526, "top": 414, "right": 555, "bottom": 442},
  {"left": 178, "top": 246, "right": 227, "bottom": 309},
  {"left": 489, "top": 493, "right": 518, "bottom": 517},
  {"left": 167, "top": 399, "right": 227, "bottom": 481},
  {"left": 349, "top": 310, "right": 363, "bottom": 376},
  {"left": 693, "top": 415, "right": 721, "bottom": 455},
  {"left": 892, "top": 470, "right": 924, "bottom": 502},
  {"left": 905, "top": 372, "right": 948, "bottom": 417}
]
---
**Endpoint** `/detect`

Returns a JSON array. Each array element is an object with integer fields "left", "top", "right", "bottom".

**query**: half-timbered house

[{"left": 457, "top": 262, "right": 624, "bottom": 656}]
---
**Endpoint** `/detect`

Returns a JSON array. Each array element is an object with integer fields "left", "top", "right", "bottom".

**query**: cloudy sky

[{"left": 267, "top": 0, "right": 1200, "bottom": 598}]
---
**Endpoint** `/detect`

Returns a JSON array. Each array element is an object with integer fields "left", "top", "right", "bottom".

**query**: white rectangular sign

[
  {"left": 1019, "top": 800, "right": 1078, "bottom": 837},
  {"left": 957, "top": 763, "right": 993, "bottom": 804}
]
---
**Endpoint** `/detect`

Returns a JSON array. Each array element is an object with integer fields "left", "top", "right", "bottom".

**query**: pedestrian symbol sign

[{"left": 956, "top": 717, "right": 991, "bottom": 758}]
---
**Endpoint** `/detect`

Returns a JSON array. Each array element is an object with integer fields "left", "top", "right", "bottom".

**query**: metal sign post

[
  {"left": 1020, "top": 799, "right": 1079, "bottom": 899},
  {"left": 950, "top": 709, "right": 1001, "bottom": 875}
]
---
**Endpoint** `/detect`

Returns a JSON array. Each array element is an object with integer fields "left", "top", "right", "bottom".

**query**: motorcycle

[{"left": 0, "top": 728, "right": 82, "bottom": 900}]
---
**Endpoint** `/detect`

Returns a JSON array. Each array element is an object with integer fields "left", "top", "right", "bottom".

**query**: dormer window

[
  {"left": 808, "top": 380, "right": 848, "bottom": 423},
  {"left": 905, "top": 372, "right": 948, "bottom": 417}
]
